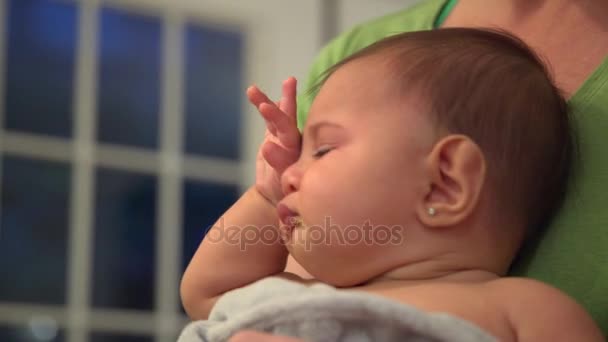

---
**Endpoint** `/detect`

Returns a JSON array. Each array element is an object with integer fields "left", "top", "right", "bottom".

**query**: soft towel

[{"left": 177, "top": 277, "right": 497, "bottom": 342}]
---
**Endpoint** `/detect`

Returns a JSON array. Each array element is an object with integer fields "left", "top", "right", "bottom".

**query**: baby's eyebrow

[
  {"left": 301, "top": 121, "right": 344, "bottom": 151},
  {"left": 305, "top": 121, "right": 342, "bottom": 139}
]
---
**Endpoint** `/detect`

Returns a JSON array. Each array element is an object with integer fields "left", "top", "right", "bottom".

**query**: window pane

[
  {"left": 0, "top": 157, "right": 71, "bottom": 304},
  {"left": 97, "top": 7, "right": 161, "bottom": 149},
  {"left": 90, "top": 332, "right": 153, "bottom": 342},
  {"left": 92, "top": 168, "right": 157, "bottom": 310},
  {"left": 4, "top": 0, "right": 77, "bottom": 137},
  {"left": 182, "top": 180, "right": 239, "bottom": 271},
  {"left": 183, "top": 24, "right": 243, "bottom": 160},
  {"left": 0, "top": 324, "right": 64, "bottom": 342}
]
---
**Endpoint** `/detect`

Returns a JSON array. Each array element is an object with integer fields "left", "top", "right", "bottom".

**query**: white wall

[{"left": 338, "top": 0, "right": 421, "bottom": 33}]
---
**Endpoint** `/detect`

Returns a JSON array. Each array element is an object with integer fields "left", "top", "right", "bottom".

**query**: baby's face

[{"left": 278, "top": 57, "right": 437, "bottom": 286}]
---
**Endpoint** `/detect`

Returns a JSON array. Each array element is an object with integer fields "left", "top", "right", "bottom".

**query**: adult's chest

[{"left": 441, "top": 2, "right": 608, "bottom": 98}]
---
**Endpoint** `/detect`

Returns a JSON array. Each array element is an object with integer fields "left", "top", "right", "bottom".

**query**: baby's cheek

[
  {"left": 300, "top": 169, "right": 344, "bottom": 205},
  {"left": 300, "top": 159, "right": 382, "bottom": 225}
]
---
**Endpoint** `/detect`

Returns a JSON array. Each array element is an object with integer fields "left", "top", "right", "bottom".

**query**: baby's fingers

[
  {"left": 279, "top": 77, "right": 297, "bottom": 120},
  {"left": 259, "top": 103, "right": 300, "bottom": 149},
  {"left": 262, "top": 141, "right": 299, "bottom": 175},
  {"left": 247, "top": 85, "right": 278, "bottom": 135},
  {"left": 246, "top": 85, "right": 273, "bottom": 107}
]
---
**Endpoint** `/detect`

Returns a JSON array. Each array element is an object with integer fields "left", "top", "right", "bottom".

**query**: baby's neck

[{"left": 357, "top": 257, "right": 501, "bottom": 289}]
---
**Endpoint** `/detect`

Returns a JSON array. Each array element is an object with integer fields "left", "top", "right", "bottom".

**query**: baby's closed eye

[{"left": 312, "top": 145, "right": 334, "bottom": 158}]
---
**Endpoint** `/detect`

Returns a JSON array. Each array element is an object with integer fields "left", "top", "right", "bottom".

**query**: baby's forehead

[
  {"left": 309, "top": 59, "right": 399, "bottom": 110},
  {"left": 304, "top": 94, "right": 436, "bottom": 151}
]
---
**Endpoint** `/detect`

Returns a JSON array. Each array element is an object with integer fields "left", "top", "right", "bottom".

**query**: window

[
  {"left": 0, "top": 156, "right": 71, "bottom": 305},
  {"left": 182, "top": 180, "right": 239, "bottom": 272},
  {"left": 92, "top": 168, "right": 158, "bottom": 311},
  {"left": 0, "top": 323, "right": 65, "bottom": 342},
  {"left": 4, "top": 0, "right": 77, "bottom": 138},
  {"left": 97, "top": 8, "right": 161, "bottom": 149},
  {"left": 183, "top": 24, "right": 243, "bottom": 159},
  {"left": 0, "top": 0, "right": 244, "bottom": 339}
]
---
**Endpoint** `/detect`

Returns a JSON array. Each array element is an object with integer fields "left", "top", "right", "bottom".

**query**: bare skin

[
  {"left": 351, "top": 276, "right": 602, "bottom": 341},
  {"left": 441, "top": 0, "right": 608, "bottom": 97}
]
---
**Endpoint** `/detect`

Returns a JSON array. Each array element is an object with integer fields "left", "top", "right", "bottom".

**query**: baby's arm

[
  {"left": 180, "top": 79, "right": 301, "bottom": 320},
  {"left": 496, "top": 278, "right": 603, "bottom": 341},
  {"left": 180, "top": 186, "right": 288, "bottom": 320}
]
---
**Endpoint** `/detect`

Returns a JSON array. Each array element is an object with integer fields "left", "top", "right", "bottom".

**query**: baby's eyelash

[{"left": 312, "top": 145, "right": 333, "bottom": 158}]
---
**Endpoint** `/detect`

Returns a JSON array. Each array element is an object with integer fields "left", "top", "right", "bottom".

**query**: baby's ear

[{"left": 416, "top": 135, "right": 486, "bottom": 228}]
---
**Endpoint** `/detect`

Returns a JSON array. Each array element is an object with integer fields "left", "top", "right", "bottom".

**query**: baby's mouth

[
  {"left": 281, "top": 216, "right": 305, "bottom": 245},
  {"left": 277, "top": 203, "right": 300, "bottom": 230},
  {"left": 287, "top": 216, "right": 304, "bottom": 230}
]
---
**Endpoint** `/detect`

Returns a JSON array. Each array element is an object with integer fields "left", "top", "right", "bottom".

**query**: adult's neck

[{"left": 455, "top": 0, "right": 608, "bottom": 28}]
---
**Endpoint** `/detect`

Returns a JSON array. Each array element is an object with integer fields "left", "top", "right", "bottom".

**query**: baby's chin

[
  {"left": 284, "top": 228, "right": 376, "bottom": 287},
  {"left": 304, "top": 266, "right": 374, "bottom": 288}
]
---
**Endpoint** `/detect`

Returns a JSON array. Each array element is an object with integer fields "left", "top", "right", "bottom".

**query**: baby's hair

[{"left": 308, "top": 28, "right": 574, "bottom": 234}]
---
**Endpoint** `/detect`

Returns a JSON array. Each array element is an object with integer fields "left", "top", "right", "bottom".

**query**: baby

[{"left": 179, "top": 28, "right": 602, "bottom": 341}]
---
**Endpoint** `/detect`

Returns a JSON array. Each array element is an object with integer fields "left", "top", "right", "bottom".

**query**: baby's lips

[{"left": 276, "top": 203, "right": 298, "bottom": 228}]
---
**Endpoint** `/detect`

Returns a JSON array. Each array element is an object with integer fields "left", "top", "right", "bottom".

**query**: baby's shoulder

[
  {"left": 359, "top": 278, "right": 601, "bottom": 341},
  {"left": 483, "top": 277, "right": 603, "bottom": 341},
  {"left": 357, "top": 280, "right": 514, "bottom": 341},
  {"left": 483, "top": 276, "right": 586, "bottom": 309}
]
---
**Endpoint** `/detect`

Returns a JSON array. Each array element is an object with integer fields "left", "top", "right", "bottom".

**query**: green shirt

[{"left": 297, "top": 0, "right": 608, "bottom": 335}]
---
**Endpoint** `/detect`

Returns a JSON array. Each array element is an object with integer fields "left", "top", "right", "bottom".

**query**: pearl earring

[{"left": 428, "top": 207, "right": 436, "bottom": 216}]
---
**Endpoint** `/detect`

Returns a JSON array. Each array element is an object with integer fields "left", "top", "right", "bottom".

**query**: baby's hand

[{"left": 247, "top": 77, "right": 301, "bottom": 205}]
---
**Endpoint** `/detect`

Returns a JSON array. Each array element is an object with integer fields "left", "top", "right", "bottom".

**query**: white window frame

[{"left": 0, "top": 0, "right": 322, "bottom": 341}]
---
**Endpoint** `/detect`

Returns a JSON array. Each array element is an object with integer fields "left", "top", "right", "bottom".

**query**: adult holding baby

[
  {"left": 181, "top": 0, "right": 608, "bottom": 338},
  {"left": 288, "top": 0, "right": 608, "bottom": 335}
]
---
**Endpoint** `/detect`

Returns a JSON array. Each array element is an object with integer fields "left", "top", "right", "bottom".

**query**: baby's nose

[{"left": 281, "top": 163, "right": 301, "bottom": 196}]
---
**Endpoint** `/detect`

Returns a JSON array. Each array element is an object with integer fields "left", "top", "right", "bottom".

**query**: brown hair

[{"left": 309, "top": 28, "right": 574, "bottom": 233}]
